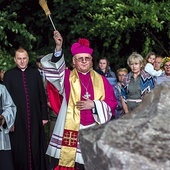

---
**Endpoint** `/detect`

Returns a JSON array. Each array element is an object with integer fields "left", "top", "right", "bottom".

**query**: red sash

[{"left": 46, "top": 81, "right": 62, "bottom": 114}]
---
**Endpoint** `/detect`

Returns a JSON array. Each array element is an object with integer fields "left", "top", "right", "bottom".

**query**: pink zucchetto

[{"left": 71, "top": 38, "right": 93, "bottom": 56}]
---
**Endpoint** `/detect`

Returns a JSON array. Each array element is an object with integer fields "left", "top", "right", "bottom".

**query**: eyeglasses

[
  {"left": 74, "top": 57, "right": 91, "bottom": 62},
  {"left": 164, "top": 64, "right": 170, "bottom": 68},
  {"left": 118, "top": 74, "right": 126, "bottom": 77}
]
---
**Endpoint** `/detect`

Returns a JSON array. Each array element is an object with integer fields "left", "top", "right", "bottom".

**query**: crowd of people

[{"left": 0, "top": 30, "right": 169, "bottom": 170}]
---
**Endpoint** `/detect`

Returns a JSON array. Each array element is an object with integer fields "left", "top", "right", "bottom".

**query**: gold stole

[{"left": 59, "top": 69, "right": 105, "bottom": 167}]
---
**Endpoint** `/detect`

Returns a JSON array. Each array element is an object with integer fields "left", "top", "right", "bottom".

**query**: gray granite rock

[{"left": 79, "top": 82, "right": 170, "bottom": 170}]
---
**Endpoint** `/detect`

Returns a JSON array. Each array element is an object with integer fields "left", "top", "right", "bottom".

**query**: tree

[
  {"left": 0, "top": 0, "right": 169, "bottom": 70},
  {"left": 0, "top": 9, "right": 36, "bottom": 70},
  {"left": 52, "top": 0, "right": 170, "bottom": 69}
]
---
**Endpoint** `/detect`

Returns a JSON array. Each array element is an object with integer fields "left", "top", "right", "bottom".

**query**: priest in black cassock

[{"left": 3, "top": 47, "right": 49, "bottom": 170}]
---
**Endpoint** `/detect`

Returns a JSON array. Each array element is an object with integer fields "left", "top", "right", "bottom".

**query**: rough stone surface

[{"left": 79, "top": 82, "right": 170, "bottom": 170}]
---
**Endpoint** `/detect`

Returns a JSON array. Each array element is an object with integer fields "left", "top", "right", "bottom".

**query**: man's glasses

[
  {"left": 74, "top": 57, "right": 91, "bottom": 62},
  {"left": 164, "top": 64, "right": 170, "bottom": 68}
]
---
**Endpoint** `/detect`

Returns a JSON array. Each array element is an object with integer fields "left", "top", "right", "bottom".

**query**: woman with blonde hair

[{"left": 121, "top": 52, "right": 154, "bottom": 114}]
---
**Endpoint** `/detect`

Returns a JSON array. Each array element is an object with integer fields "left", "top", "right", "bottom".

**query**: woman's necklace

[{"left": 79, "top": 78, "right": 91, "bottom": 99}]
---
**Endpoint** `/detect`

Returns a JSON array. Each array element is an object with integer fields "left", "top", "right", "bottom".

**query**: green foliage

[
  {"left": 0, "top": 0, "right": 169, "bottom": 70},
  {"left": 0, "top": 49, "right": 15, "bottom": 71},
  {"left": 52, "top": 0, "right": 170, "bottom": 69},
  {"left": 0, "top": 10, "right": 36, "bottom": 70}
]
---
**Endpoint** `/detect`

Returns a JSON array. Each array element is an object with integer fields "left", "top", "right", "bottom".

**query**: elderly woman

[{"left": 121, "top": 52, "right": 154, "bottom": 114}]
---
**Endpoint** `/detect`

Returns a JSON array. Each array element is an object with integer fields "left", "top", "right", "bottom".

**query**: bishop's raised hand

[{"left": 53, "top": 30, "right": 63, "bottom": 52}]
